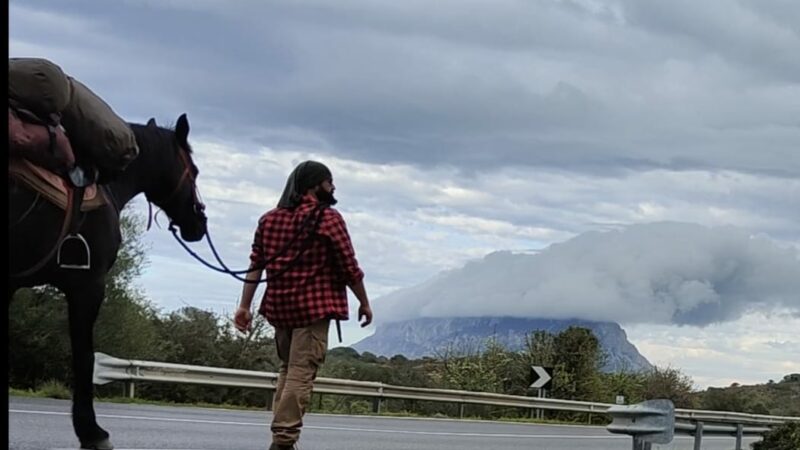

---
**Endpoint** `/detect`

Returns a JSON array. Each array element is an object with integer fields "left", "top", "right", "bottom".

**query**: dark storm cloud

[{"left": 10, "top": 0, "right": 799, "bottom": 177}]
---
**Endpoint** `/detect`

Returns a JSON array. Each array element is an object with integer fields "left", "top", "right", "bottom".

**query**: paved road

[{"left": 9, "top": 396, "right": 759, "bottom": 450}]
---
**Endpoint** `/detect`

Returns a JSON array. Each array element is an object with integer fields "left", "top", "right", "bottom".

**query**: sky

[{"left": 9, "top": 0, "right": 799, "bottom": 389}]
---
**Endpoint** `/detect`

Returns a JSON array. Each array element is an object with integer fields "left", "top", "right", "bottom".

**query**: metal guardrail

[{"left": 93, "top": 352, "right": 799, "bottom": 450}]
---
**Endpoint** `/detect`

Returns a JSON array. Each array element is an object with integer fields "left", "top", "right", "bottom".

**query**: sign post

[{"left": 529, "top": 366, "right": 553, "bottom": 420}]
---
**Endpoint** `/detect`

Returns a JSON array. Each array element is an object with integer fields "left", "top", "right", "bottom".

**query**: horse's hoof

[{"left": 80, "top": 437, "right": 114, "bottom": 450}]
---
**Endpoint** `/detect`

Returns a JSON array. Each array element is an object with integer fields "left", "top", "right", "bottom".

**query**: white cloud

[{"left": 374, "top": 223, "right": 800, "bottom": 326}]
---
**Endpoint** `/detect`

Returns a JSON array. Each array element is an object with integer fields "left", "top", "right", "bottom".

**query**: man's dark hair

[{"left": 277, "top": 160, "right": 333, "bottom": 209}]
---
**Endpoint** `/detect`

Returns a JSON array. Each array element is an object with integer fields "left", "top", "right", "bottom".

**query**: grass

[
  {"left": 39, "top": 379, "right": 72, "bottom": 399},
  {"left": 9, "top": 380, "right": 71, "bottom": 400},
  {"left": 9, "top": 386, "right": 264, "bottom": 411},
  {"left": 9, "top": 387, "right": 46, "bottom": 398},
  {"left": 99, "top": 397, "right": 262, "bottom": 412}
]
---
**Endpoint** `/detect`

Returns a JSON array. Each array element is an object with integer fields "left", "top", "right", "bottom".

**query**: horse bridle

[{"left": 145, "top": 144, "right": 205, "bottom": 231}]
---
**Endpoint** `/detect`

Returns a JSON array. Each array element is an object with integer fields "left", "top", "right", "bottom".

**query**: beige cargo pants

[{"left": 271, "top": 319, "right": 330, "bottom": 447}]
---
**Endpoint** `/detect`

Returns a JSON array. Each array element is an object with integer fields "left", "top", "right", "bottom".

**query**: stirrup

[{"left": 57, "top": 233, "right": 91, "bottom": 270}]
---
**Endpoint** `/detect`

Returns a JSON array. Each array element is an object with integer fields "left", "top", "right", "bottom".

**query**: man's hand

[
  {"left": 234, "top": 306, "right": 253, "bottom": 333},
  {"left": 358, "top": 303, "right": 373, "bottom": 328}
]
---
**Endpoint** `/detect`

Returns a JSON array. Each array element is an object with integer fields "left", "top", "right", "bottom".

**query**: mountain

[{"left": 352, "top": 317, "right": 653, "bottom": 373}]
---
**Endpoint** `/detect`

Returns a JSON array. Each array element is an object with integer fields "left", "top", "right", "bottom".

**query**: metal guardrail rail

[{"left": 93, "top": 352, "right": 799, "bottom": 450}]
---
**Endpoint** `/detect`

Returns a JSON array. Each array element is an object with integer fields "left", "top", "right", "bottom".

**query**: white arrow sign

[{"left": 530, "top": 365, "right": 552, "bottom": 389}]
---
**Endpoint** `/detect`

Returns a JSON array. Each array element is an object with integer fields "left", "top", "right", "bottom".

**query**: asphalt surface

[{"left": 9, "top": 396, "right": 760, "bottom": 450}]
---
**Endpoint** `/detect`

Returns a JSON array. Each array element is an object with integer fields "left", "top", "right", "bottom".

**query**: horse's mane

[{"left": 128, "top": 122, "right": 194, "bottom": 155}]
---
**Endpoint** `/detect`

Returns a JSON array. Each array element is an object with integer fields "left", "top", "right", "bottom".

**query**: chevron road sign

[{"left": 529, "top": 365, "right": 553, "bottom": 390}]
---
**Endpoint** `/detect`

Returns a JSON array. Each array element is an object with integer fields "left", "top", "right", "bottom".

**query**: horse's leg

[{"left": 66, "top": 283, "right": 114, "bottom": 450}]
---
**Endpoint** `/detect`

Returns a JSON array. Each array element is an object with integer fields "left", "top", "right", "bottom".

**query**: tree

[
  {"left": 360, "top": 352, "right": 379, "bottom": 363},
  {"left": 390, "top": 354, "right": 409, "bottom": 364},
  {"left": 8, "top": 287, "right": 71, "bottom": 388},
  {"left": 94, "top": 213, "right": 161, "bottom": 360},
  {"left": 327, "top": 347, "right": 360, "bottom": 360},
  {"left": 217, "top": 313, "right": 278, "bottom": 372},
  {"left": 551, "top": 326, "right": 604, "bottom": 401},
  {"left": 598, "top": 370, "right": 645, "bottom": 405},
  {"left": 433, "top": 338, "right": 514, "bottom": 393},
  {"left": 782, "top": 374, "right": 800, "bottom": 383},
  {"left": 523, "top": 330, "right": 556, "bottom": 369},
  {"left": 641, "top": 366, "right": 696, "bottom": 408},
  {"left": 154, "top": 307, "right": 226, "bottom": 366}
]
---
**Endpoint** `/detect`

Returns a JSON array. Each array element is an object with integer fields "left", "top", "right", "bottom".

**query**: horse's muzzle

[{"left": 174, "top": 211, "right": 207, "bottom": 242}]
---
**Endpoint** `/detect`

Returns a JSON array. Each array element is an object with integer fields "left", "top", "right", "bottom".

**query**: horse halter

[{"left": 146, "top": 143, "right": 205, "bottom": 231}]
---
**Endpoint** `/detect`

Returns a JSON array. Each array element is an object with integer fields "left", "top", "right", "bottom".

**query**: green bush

[
  {"left": 751, "top": 422, "right": 800, "bottom": 450},
  {"left": 38, "top": 379, "right": 71, "bottom": 399}
]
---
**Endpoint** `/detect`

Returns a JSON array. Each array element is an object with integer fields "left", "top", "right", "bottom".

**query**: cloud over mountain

[{"left": 376, "top": 222, "right": 800, "bottom": 326}]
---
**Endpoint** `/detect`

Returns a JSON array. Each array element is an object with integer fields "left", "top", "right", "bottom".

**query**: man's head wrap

[{"left": 277, "top": 160, "right": 333, "bottom": 209}]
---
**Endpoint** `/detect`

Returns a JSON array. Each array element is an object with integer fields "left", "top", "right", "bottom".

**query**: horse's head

[{"left": 137, "top": 114, "right": 207, "bottom": 242}]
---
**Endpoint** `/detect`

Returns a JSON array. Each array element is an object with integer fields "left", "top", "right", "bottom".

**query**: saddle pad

[{"left": 8, "top": 157, "right": 108, "bottom": 211}]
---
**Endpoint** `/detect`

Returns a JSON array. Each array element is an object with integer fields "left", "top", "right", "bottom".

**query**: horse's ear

[
  {"left": 176, "top": 113, "right": 190, "bottom": 144},
  {"left": 146, "top": 118, "right": 157, "bottom": 127}
]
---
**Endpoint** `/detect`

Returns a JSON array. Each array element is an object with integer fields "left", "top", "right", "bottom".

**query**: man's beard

[{"left": 318, "top": 189, "right": 338, "bottom": 206}]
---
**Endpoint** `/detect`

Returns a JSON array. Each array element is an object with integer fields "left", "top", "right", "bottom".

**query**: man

[{"left": 235, "top": 160, "right": 373, "bottom": 450}]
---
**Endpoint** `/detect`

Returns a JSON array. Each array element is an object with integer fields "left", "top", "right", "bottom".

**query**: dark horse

[{"left": 8, "top": 114, "right": 208, "bottom": 449}]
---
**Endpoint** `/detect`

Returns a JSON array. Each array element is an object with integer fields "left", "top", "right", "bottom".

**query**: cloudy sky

[{"left": 10, "top": 0, "right": 799, "bottom": 389}]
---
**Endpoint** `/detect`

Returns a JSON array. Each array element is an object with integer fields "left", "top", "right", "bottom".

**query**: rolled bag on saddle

[
  {"left": 8, "top": 107, "right": 75, "bottom": 172},
  {"left": 8, "top": 57, "right": 139, "bottom": 181}
]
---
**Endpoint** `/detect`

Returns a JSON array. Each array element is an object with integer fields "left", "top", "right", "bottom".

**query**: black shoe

[{"left": 269, "top": 444, "right": 296, "bottom": 450}]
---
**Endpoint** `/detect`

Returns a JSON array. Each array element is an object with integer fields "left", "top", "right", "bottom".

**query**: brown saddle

[{"left": 9, "top": 157, "right": 108, "bottom": 211}]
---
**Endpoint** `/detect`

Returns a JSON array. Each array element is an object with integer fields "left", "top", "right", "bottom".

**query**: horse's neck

[
  {"left": 106, "top": 150, "right": 151, "bottom": 211},
  {"left": 108, "top": 123, "right": 168, "bottom": 209}
]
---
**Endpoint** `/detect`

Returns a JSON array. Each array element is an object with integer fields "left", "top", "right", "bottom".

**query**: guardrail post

[
  {"left": 735, "top": 423, "right": 743, "bottom": 450},
  {"left": 265, "top": 390, "right": 274, "bottom": 411},
  {"left": 459, "top": 403, "right": 465, "bottom": 419},
  {"left": 693, "top": 421, "right": 703, "bottom": 450},
  {"left": 124, "top": 381, "right": 135, "bottom": 399},
  {"left": 606, "top": 399, "right": 674, "bottom": 448},
  {"left": 373, "top": 386, "right": 384, "bottom": 414}
]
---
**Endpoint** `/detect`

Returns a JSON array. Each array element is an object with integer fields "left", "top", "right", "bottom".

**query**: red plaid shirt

[{"left": 250, "top": 194, "right": 364, "bottom": 328}]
